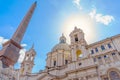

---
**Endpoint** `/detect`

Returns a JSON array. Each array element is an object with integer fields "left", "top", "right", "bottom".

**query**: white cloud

[
  {"left": 89, "top": 9, "right": 96, "bottom": 18},
  {"left": 0, "top": 36, "right": 9, "bottom": 46},
  {"left": 21, "top": 44, "right": 27, "bottom": 47},
  {"left": 18, "top": 43, "right": 27, "bottom": 63},
  {"left": 18, "top": 44, "right": 27, "bottom": 63},
  {"left": 73, "top": 0, "right": 82, "bottom": 10},
  {"left": 89, "top": 9, "right": 114, "bottom": 25},
  {"left": 18, "top": 49, "right": 26, "bottom": 63}
]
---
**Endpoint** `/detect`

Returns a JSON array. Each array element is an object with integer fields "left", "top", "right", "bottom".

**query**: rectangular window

[
  {"left": 98, "top": 56, "right": 101, "bottom": 59},
  {"left": 93, "top": 58, "right": 96, "bottom": 62},
  {"left": 112, "top": 53, "right": 116, "bottom": 56},
  {"left": 119, "top": 52, "right": 120, "bottom": 55},
  {"left": 91, "top": 50, "right": 94, "bottom": 54},
  {"left": 108, "top": 43, "right": 112, "bottom": 48},
  {"left": 104, "top": 55, "right": 108, "bottom": 58},
  {"left": 101, "top": 45, "right": 105, "bottom": 50},
  {"left": 104, "top": 55, "right": 107, "bottom": 58},
  {"left": 95, "top": 47, "right": 98, "bottom": 52},
  {"left": 65, "top": 60, "right": 68, "bottom": 65},
  {"left": 78, "top": 63, "right": 82, "bottom": 66}
]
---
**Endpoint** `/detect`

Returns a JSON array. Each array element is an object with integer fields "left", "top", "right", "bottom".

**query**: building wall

[{"left": 0, "top": 31, "right": 120, "bottom": 80}]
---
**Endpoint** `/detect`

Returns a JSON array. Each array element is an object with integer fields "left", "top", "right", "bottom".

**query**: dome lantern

[
  {"left": 52, "top": 34, "right": 70, "bottom": 51},
  {"left": 59, "top": 34, "right": 66, "bottom": 43}
]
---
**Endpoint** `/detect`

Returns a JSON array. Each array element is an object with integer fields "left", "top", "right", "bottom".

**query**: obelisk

[{"left": 0, "top": 2, "right": 37, "bottom": 68}]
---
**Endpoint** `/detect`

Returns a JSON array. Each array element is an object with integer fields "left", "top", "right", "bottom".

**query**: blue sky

[{"left": 0, "top": 0, "right": 120, "bottom": 73}]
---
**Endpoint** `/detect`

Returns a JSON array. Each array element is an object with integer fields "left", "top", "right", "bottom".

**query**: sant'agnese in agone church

[{"left": 0, "top": 1, "right": 120, "bottom": 80}]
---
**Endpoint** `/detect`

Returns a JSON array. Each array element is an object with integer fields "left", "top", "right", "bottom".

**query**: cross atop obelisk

[
  {"left": 12, "top": 1, "right": 37, "bottom": 44},
  {"left": 0, "top": 2, "right": 37, "bottom": 68}
]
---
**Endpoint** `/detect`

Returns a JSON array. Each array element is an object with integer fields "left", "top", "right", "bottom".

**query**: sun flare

[{"left": 61, "top": 14, "right": 98, "bottom": 44}]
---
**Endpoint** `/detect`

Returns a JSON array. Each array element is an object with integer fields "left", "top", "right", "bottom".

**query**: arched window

[
  {"left": 53, "top": 61, "right": 56, "bottom": 66},
  {"left": 109, "top": 71, "right": 120, "bottom": 80},
  {"left": 74, "top": 34, "right": 78, "bottom": 42}
]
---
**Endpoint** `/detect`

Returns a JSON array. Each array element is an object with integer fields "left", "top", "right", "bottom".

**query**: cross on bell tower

[{"left": 0, "top": 2, "right": 37, "bottom": 68}]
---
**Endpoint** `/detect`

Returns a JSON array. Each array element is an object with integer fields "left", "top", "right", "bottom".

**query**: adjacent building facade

[
  {"left": 34, "top": 27, "right": 120, "bottom": 80},
  {"left": 0, "top": 2, "right": 120, "bottom": 80}
]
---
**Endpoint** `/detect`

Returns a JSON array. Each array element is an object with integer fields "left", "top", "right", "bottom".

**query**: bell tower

[
  {"left": 70, "top": 27, "right": 88, "bottom": 61},
  {"left": 20, "top": 45, "right": 36, "bottom": 75},
  {"left": 0, "top": 2, "right": 37, "bottom": 68}
]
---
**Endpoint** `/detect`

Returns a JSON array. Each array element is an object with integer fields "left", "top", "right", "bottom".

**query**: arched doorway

[{"left": 109, "top": 71, "right": 120, "bottom": 80}]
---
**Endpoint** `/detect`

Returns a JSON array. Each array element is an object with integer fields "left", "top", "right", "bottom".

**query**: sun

[{"left": 61, "top": 13, "right": 98, "bottom": 44}]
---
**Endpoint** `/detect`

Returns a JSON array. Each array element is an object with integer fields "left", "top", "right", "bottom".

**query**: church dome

[
  {"left": 52, "top": 34, "right": 70, "bottom": 51},
  {"left": 52, "top": 43, "right": 70, "bottom": 51}
]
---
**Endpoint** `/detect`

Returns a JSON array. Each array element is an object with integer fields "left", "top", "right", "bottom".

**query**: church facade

[
  {"left": 33, "top": 27, "right": 120, "bottom": 80},
  {"left": 0, "top": 2, "right": 120, "bottom": 80}
]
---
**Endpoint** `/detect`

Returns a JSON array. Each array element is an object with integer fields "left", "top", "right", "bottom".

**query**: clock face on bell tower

[{"left": 76, "top": 49, "right": 82, "bottom": 58}]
